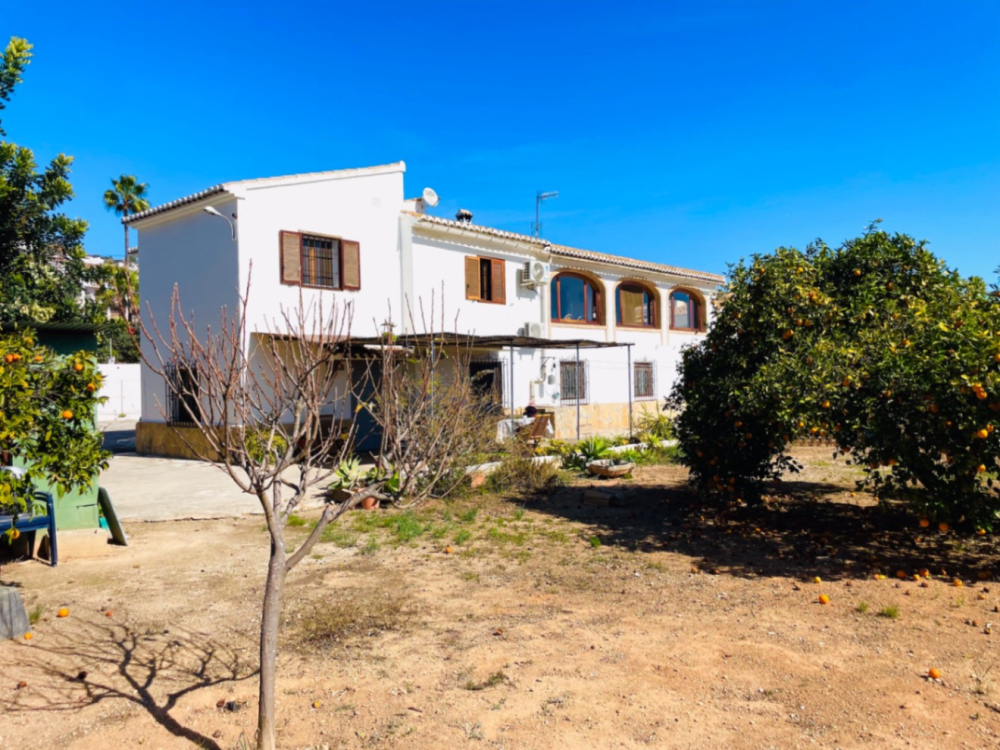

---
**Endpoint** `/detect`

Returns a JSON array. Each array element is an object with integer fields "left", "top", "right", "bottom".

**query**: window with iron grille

[
  {"left": 559, "top": 360, "right": 588, "bottom": 404},
  {"left": 634, "top": 361, "right": 655, "bottom": 401},
  {"left": 301, "top": 235, "right": 340, "bottom": 288},
  {"left": 166, "top": 363, "right": 201, "bottom": 425}
]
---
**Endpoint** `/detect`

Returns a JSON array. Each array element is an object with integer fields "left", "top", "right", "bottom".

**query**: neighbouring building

[{"left": 125, "top": 161, "right": 724, "bottom": 457}]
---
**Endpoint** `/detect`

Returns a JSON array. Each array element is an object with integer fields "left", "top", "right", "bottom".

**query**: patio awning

[
  {"left": 343, "top": 332, "right": 635, "bottom": 442},
  {"left": 345, "top": 332, "right": 628, "bottom": 350}
]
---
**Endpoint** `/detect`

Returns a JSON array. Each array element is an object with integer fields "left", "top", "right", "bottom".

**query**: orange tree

[
  {"left": 670, "top": 225, "right": 1000, "bottom": 529},
  {"left": 0, "top": 329, "right": 108, "bottom": 534}
]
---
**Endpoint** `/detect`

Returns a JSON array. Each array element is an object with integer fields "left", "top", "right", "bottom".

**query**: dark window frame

[
  {"left": 616, "top": 280, "right": 658, "bottom": 329},
  {"left": 669, "top": 289, "right": 705, "bottom": 332},
  {"left": 559, "top": 359, "right": 589, "bottom": 405},
  {"left": 300, "top": 233, "right": 342, "bottom": 290},
  {"left": 551, "top": 272, "right": 603, "bottom": 326},
  {"left": 633, "top": 361, "right": 656, "bottom": 401},
  {"left": 279, "top": 230, "right": 360, "bottom": 291},
  {"left": 166, "top": 362, "right": 201, "bottom": 426},
  {"left": 465, "top": 255, "right": 506, "bottom": 304}
]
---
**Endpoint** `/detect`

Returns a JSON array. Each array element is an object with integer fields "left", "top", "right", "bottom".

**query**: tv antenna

[{"left": 532, "top": 190, "right": 558, "bottom": 237}]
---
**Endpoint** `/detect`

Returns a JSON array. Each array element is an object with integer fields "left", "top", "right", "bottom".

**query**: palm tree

[{"left": 103, "top": 175, "right": 150, "bottom": 268}]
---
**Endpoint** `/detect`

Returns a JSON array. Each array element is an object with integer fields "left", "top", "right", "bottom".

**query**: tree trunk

[
  {"left": 257, "top": 533, "right": 286, "bottom": 750},
  {"left": 124, "top": 224, "right": 130, "bottom": 271}
]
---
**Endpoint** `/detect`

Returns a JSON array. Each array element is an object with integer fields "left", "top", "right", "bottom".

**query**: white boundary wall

[{"left": 98, "top": 363, "right": 142, "bottom": 419}]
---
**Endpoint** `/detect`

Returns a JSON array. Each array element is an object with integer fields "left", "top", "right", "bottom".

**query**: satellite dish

[{"left": 422, "top": 187, "right": 440, "bottom": 207}]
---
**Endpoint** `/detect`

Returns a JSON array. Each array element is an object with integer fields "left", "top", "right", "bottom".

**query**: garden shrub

[{"left": 670, "top": 225, "right": 1000, "bottom": 528}]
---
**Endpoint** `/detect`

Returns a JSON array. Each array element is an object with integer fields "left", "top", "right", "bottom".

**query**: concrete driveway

[{"left": 99, "top": 420, "right": 327, "bottom": 522}]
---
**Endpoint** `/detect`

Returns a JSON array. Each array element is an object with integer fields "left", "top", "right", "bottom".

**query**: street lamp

[{"left": 203, "top": 206, "right": 237, "bottom": 240}]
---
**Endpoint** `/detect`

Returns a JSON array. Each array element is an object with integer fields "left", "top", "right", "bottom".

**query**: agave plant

[
  {"left": 577, "top": 436, "right": 612, "bottom": 464},
  {"left": 327, "top": 457, "right": 365, "bottom": 491}
]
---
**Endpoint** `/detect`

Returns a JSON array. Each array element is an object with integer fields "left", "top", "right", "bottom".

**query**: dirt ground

[{"left": 2, "top": 448, "right": 1000, "bottom": 749}]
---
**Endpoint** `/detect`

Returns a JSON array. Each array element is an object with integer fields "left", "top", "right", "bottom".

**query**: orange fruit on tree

[
  {"left": 919, "top": 518, "right": 930, "bottom": 528},
  {"left": 9, "top": 528, "right": 20, "bottom": 541},
  {"left": 977, "top": 528, "right": 987, "bottom": 536},
  {"left": 977, "top": 429, "right": 989, "bottom": 439},
  {"left": 34, "top": 354, "right": 43, "bottom": 362},
  {"left": 977, "top": 464, "right": 987, "bottom": 474},
  {"left": 57, "top": 607, "right": 69, "bottom": 618},
  {"left": 938, "top": 522, "right": 949, "bottom": 532},
  {"left": 818, "top": 594, "right": 830, "bottom": 605},
  {"left": 61, "top": 410, "right": 73, "bottom": 420},
  {"left": 86, "top": 382, "right": 96, "bottom": 393},
  {"left": 73, "top": 362, "right": 83, "bottom": 371},
  {"left": 928, "top": 667, "right": 941, "bottom": 680},
  {"left": 853, "top": 269, "right": 861, "bottom": 277}
]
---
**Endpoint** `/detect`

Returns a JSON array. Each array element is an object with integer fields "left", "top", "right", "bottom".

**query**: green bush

[
  {"left": 245, "top": 427, "right": 289, "bottom": 465},
  {"left": 671, "top": 225, "right": 1000, "bottom": 528},
  {"left": 635, "top": 406, "right": 675, "bottom": 441}
]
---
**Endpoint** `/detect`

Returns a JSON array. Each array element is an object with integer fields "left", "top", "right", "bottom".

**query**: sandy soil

[{"left": 2, "top": 448, "right": 1000, "bottom": 749}]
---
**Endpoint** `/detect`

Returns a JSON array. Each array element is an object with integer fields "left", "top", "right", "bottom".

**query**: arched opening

[
  {"left": 616, "top": 280, "right": 657, "bottom": 328},
  {"left": 550, "top": 272, "right": 603, "bottom": 325},
  {"left": 669, "top": 288, "right": 705, "bottom": 332}
]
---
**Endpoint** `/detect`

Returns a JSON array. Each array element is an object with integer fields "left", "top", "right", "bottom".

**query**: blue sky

[{"left": 5, "top": 1, "right": 999, "bottom": 281}]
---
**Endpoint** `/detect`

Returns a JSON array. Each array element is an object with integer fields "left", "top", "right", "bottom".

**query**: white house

[{"left": 126, "top": 161, "right": 724, "bottom": 457}]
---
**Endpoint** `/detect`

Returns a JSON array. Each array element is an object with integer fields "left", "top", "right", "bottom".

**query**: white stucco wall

[
  {"left": 135, "top": 198, "right": 241, "bottom": 423},
  {"left": 131, "top": 163, "right": 720, "bottom": 433},
  {"left": 97, "top": 363, "right": 142, "bottom": 419},
  {"left": 235, "top": 168, "right": 406, "bottom": 341},
  {"left": 409, "top": 233, "right": 543, "bottom": 337}
]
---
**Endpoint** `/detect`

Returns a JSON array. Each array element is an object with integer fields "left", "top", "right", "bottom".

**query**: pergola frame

[{"left": 344, "top": 333, "right": 636, "bottom": 442}]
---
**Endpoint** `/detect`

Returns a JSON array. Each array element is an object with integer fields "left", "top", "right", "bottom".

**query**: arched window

[
  {"left": 616, "top": 281, "right": 657, "bottom": 328},
  {"left": 670, "top": 289, "right": 704, "bottom": 331},
  {"left": 551, "top": 273, "right": 602, "bottom": 324}
]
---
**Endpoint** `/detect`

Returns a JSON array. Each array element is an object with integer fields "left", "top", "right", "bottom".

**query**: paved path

[{"left": 98, "top": 420, "right": 327, "bottom": 522}]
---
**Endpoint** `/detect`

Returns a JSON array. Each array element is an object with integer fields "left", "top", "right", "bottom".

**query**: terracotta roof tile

[{"left": 409, "top": 212, "right": 724, "bottom": 284}]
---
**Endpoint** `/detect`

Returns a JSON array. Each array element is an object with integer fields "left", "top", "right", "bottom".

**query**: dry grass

[{"left": 287, "top": 586, "right": 414, "bottom": 649}]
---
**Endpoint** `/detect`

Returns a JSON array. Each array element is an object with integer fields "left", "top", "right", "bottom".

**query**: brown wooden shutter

[
  {"left": 491, "top": 259, "right": 505, "bottom": 304},
  {"left": 465, "top": 256, "right": 481, "bottom": 300},
  {"left": 280, "top": 231, "right": 302, "bottom": 285},
  {"left": 342, "top": 239, "right": 361, "bottom": 290}
]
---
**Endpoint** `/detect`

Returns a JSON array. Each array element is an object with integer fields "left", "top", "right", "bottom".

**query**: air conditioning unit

[
  {"left": 524, "top": 321, "right": 544, "bottom": 338},
  {"left": 520, "top": 260, "right": 548, "bottom": 289}
]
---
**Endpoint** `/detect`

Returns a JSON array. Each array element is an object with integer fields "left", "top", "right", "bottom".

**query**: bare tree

[{"left": 141, "top": 281, "right": 496, "bottom": 750}]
